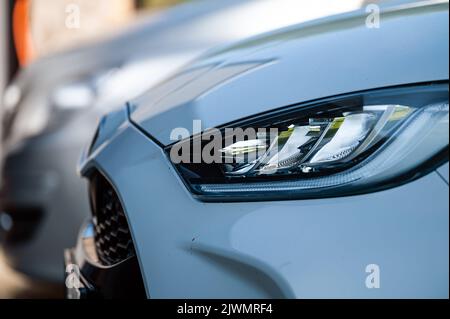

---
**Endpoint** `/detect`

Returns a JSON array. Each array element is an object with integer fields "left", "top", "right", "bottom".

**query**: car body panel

[
  {"left": 81, "top": 120, "right": 449, "bottom": 298},
  {"left": 437, "top": 162, "right": 449, "bottom": 184},
  {"left": 130, "top": 1, "right": 450, "bottom": 145}
]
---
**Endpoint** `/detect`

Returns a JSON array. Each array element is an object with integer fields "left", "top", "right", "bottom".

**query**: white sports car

[{"left": 67, "top": 1, "right": 449, "bottom": 298}]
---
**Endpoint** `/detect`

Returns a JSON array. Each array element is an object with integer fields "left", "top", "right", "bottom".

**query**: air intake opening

[{"left": 89, "top": 172, "right": 136, "bottom": 266}]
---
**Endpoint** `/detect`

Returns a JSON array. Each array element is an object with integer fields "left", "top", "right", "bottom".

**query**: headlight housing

[{"left": 168, "top": 84, "right": 449, "bottom": 201}]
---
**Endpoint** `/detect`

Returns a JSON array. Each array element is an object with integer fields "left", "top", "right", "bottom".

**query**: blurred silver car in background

[{"left": 0, "top": 0, "right": 363, "bottom": 283}]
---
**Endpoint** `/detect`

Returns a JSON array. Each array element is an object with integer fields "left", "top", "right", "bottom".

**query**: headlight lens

[
  {"left": 169, "top": 85, "right": 449, "bottom": 201},
  {"left": 219, "top": 104, "right": 413, "bottom": 177},
  {"left": 9, "top": 97, "right": 51, "bottom": 141}
]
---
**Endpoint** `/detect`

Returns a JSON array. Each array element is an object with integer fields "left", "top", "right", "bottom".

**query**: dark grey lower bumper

[{"left": 64, "top": 221, "right": 147, "bottom": 299}]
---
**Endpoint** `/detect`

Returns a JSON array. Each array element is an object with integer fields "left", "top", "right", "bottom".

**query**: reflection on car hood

[{"left": 130, "top": 1, "right": 449, "bottom": 146}]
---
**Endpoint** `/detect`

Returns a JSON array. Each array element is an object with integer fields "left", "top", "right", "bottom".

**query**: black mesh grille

[{"left": 90, "top": 173, "right": 135, "bottom": 266}]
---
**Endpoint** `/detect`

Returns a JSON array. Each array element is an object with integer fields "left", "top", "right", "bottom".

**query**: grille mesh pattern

[{"left": 90, "top": 174, "right": 135, "bottom": 266}]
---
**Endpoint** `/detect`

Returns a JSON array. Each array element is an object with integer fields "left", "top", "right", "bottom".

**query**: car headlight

[
  {"left": 8, "top": 82, "right": 95, "bottom": 142},
  {"left": 9, "top": 96, "right": 52, "bottom": 142},
  {"left": 168, "top": 84, "right": 449, "bottom": 201},
  {"left": 5, "top": 68, "right": 119, "bottom": 142},
  {"left": 51, "top": 82, "right": 96, "bottom": 110}
]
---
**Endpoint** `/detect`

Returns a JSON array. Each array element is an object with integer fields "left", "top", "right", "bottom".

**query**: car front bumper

[
  {"left": 64, "top": 221, "right": 146, "bottom": 299},
  {"left": 77, "top": 120, "right": 449, "bottom": 299}
]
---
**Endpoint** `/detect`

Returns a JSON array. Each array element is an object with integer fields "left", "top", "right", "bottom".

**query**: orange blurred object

[{"left": 13, "top": 0, "right": 35, "bottom": 66}]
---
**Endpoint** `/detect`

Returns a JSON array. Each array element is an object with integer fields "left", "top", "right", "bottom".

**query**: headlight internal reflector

[{"left": 168, "top": 85, "right": 449, "bottom": 201}]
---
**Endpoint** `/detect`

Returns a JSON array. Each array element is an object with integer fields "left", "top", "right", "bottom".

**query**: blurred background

[
  {"left": 0, "top": 0, "right": 187, "bottom": 298},
  {"left": 1, "top": 0, "right": 185, "bottom": 92},
  {"left": 0, "top": 0, "right": 417, "bottom": 299}
]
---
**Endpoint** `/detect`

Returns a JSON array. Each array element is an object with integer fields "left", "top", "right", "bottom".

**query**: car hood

[{"left": 130, "top": 0, "right": 449, "bottom": 146}]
